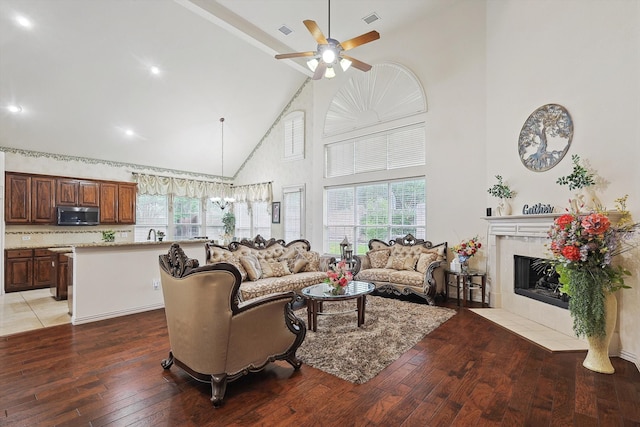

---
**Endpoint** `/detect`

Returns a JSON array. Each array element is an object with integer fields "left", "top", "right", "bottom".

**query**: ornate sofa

[
  {"left": 354, "top": 234, "right": 447, "bottom": 304},
  {"left": 205, "top": 235, "right": 332, "bottom": 301},
  {"left": 159, "top": 243, "right": 306, "bottom": 406}
]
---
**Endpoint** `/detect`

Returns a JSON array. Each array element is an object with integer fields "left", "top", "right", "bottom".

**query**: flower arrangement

[
  {"left": 487, "top": 175, "right": 516, "bottom": 199},
  {"left": 325, "top": 260, "right": 353, "bottom": 295},
  {"left": 546, "top": 208, "right": 638, "bottom": 338},
  {"left": 451, "top": 236, "right": 482, "bottom": 259},
  {"left": 556, "top": 154, "right": 595, "bottom": 190}
]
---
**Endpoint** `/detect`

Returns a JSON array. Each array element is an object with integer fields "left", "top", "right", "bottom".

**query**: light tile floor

[
  {"left": 0, "top": 288, "right": 71, "bottom": 337},
  {"left": 469, "top": 308, "right": 588, "bottom": 352}
]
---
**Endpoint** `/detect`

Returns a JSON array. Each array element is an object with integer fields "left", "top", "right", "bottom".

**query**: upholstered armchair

[{"left": 159, "top": 243, "right": 306, "bottom": 406}]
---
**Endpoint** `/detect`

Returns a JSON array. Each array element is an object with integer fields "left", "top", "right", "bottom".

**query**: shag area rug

[{"left": 295, "top": 296, "right": 456, "bottom": 384}]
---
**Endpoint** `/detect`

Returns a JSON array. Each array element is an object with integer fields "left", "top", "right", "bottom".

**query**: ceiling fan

[{"left": 275, "top": 1, "right": 380, "bottom": 80}]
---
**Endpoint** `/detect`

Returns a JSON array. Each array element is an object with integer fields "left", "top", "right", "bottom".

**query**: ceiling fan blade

[
  {"left": 313, "top": 62, "right": 327, "bottom": 80},
  {"left": 341, "top": 54, "right": 372, "bottom": 72},
  {"left": 275, "top": 51, "right": 316, "bottom": 60},
  {"left": 340, "top": 30, "right": 380, "bottom": 51},
  {"left": 303, "top": 20, "right": 328, "bottom": 45}
]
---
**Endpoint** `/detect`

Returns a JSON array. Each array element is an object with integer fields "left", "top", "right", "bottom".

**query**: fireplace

[{"left": 513, "top": 255, "right": 568, "bottom": 309}]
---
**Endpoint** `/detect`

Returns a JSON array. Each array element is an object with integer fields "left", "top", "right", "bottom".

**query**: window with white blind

[
  {"left": 173, "top": 196, "right": 202, "bottom": 240},
  {"left": 325, "top": 123, "right": 425, "bottom": 178},
  {"left": 283, "top": 185, "right": 305, "bottom": 241},
  {"left": 233, "top": 202, "right": 271, "bottom": 240},
  {"left": 325, "top": 178, "right": 426, "bottom": 255},
  {"left": 135, "top": 194, "right": 168, "bottom": 241},
  {"left": 283, "top": 111, "right": 304, "bottom": 160},
  {"left": 205, "top": 199, "right": 225, "bottom": 242}
]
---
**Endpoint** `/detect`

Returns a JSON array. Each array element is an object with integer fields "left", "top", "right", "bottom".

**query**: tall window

[
  {"left": 135, "top": 195, "right": 168, "bottom": 241},
  {"left": 205, "top": 199, "right": 225, "bottom": 241},
  {"left": 234, "top": 202, "right": 271, "bottom": 240},
  {"left": 283, "top": 111, "right": 304, "bottom": 160},
  {"left": 283, "top": 185, "right": 305, "bottom": 241},
  {"left": 325, "top": 178, "right": 426, "bottom": 255},
  {"left": 172, "top": 197, "right": 201, "bottom": 239},
  {"left": 325, "top": 123, "right": 425, "bottom": 178}
]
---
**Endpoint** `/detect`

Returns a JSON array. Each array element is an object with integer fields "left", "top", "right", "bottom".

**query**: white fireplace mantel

[{"left": 485, "top": 213, "right": 561, "bottom": 238}]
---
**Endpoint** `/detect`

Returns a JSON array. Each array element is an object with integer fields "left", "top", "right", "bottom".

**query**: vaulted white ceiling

[{"left": 0, "top": 0, "right": 442, "bottom": 177}]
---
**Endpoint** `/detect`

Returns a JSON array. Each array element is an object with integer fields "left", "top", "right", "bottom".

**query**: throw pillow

[
  {"left": 423, "top": 245, "right": 446, "bottom": 262},
  {"left": 279, "top": 253, "right": 308, "bottom": 273},
  {"left": 226, "top": 255, "right": 248, "bottom": 282},
  {"left": 260, "top": 260, "right": 292, "bottom": 278},
  {"left": 367, "top": 248, "right": 391, "bottom": 269},
  {"left": 386, "top": 255, "right": 417, "bottom": 271},
  {"left": 416, "top": 252, "right": 438, "bottom": 274},
  {"left": 297, "top": 249, "right": 320, "bottom": 272},
  {"left": 239, "top": 254, "right": 262, "bottom": 281}
]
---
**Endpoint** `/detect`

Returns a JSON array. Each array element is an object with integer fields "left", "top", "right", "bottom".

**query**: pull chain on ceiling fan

[{"left": 274, "top": 0, "right": 380, "bottom": 80}]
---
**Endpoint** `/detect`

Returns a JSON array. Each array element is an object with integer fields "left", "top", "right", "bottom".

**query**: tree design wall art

[{"left": 518, "top": 104, "right": 573, "bottom": 172}]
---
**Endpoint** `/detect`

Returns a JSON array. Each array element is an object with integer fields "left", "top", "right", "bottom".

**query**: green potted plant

[
  {"left": 156, "top": 231, "right": 165, "bottom": 242},
  {"left": 487, "top": 175, "right": 515, "bottom": 216},
  {"left": 101, "top": 230, "right": 115, "bottom": 242},
  {"left": 222, "top": 211, "right": 235, "bottom": 244},
  {"left": 556, "top": 154, "right": 600, "bottom": 211}
]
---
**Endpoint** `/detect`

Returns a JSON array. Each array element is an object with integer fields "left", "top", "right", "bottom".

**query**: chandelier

[{"left": 211, "top": 117, "right": 235, "bottom": 210}]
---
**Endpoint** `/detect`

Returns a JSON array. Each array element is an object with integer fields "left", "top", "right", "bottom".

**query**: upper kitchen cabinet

[
  {"left": 118, "top": 183, "right": 137, "bottom": 224},
  {"left": 5, "top": 173, "right": 31, "bottom": 223},
  {"left": 99, "top": 182, "right": 137, "bottom": 224},
  {"left": 56, "top": 179, "right": 100, "bottom": 207},
  {"left": 5, "top": 173, "right": 56, "bottom": 224}
]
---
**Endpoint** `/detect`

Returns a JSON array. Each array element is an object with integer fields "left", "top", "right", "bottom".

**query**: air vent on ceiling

[
  {"left": 278, "top": 25, "right": 293, "bottom": 36},
  {"left": 362, "top": 12, "right": 380, "bottom": 25}
]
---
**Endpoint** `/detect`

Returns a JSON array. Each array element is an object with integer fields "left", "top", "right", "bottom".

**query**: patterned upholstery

[
  {"left": 355, "top": 234, "right": 447, "bottom": 305},
  {"left": 205, "top": 237, "right": 331, "bottom": 301}
]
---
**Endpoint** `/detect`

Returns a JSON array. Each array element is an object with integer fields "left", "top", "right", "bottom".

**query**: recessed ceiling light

[
  {"left": 124, "top": 129, "right": 135, "bottom": 137},
  {"left": 15, "top": 15, "right": 32, "bottom": 28},
  {"left": 150, "top": 66, "right": 160, "bottom": 75},
  {"left": 7, "top": 105, "right": 23, "bottom": 113}
]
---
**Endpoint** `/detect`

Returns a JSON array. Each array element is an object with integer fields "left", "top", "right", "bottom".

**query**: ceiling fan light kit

[{"left": 275, "top": 1, "right": 380, "bottom": 80}]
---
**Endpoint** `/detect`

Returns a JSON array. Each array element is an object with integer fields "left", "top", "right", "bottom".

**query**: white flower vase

[
  {"left": 496, "top": 199, "right": 512, "bottom": 216},
  {"left": 582, "top": 293, "right": 616, "bottom": 374},
  {"left": 571, "top": 187, "right": 602, "bottom": 213}
]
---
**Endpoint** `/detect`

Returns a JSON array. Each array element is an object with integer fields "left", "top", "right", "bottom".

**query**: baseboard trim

[
  {"left": 71, "top": 303, "right": 164, "bottom": 325},
  {"left": 619, "top": 349, "right": 640, "bottom": 373}
]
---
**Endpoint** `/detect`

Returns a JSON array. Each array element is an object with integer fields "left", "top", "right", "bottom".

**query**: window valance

[{"left": 132, "top": 173, "right": 271, "bottom": 203}]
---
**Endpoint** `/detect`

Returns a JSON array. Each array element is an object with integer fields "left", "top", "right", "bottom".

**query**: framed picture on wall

[{"left": 272, "top": 202, "right": 281, "bottom": 224}]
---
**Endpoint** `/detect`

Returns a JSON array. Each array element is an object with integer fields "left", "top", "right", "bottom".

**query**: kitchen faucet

[{"left": 147, "top": 228, "right": 156, "bottom": 241}]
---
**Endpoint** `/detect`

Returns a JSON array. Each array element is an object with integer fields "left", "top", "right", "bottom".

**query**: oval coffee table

[{"left": 301, "top": 281, "right": 375, "bottom": 332}]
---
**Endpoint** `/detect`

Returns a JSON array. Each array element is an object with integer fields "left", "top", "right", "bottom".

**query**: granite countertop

[{"left": 5, "top": 239, "right": 210, "bottom": 251}]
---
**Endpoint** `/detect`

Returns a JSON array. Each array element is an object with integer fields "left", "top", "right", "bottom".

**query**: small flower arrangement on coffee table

[{"left": 325, "top": 260, "right": 353, "bottom": 295}]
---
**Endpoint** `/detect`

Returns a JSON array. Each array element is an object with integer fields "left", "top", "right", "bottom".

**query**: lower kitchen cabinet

[
  {"left": 5, "top": 248, "right": 55, "bottom": 293},
  {"left": 51, "top": 252, "right": 70, "bottom": 300}
]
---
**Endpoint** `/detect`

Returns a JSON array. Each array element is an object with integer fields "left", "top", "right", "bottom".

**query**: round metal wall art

[{"left": 518, "top": 104, "right": 573, "bottom": 172}]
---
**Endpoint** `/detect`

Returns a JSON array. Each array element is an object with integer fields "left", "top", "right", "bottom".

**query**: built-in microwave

[{"left": 56, "top": 206, "right": 100, "bottom": 226}]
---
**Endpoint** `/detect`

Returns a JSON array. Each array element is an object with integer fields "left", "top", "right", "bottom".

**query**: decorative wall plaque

[{"left": 518, "top": 104, "right": 573, "bottom": 172}]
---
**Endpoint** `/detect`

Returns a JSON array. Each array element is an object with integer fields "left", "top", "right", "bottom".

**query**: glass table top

[{"left": 301, "top": 280, "right": 375, "bottom": 300}]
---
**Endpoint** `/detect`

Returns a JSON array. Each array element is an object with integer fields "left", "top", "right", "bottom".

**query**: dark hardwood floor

[{"left": 1, "top": 301, "right": 639, "bottom": 427}]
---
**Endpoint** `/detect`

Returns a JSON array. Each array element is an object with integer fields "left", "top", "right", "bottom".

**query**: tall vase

[
  {"left": 496, "top": 199, "right": 512, "bottom": 216},
  {"left": 582, "top": 293, "right": 617, "bottom": 374}
]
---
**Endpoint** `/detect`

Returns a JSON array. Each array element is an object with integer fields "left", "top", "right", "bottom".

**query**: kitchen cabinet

[
  {"left": 99, "top": 183, "right": 118, "bottom": 223},
  {"left": 100, "top": 182, "right": 136, "bottom": 224},
  {"left": 6, "top": 172, "right": 135, "bottom": 225},
  {"left": 31, "top": 177, "right": 56, "bottom": 223},
  {"left": 118, "top": 183, "right": 137, "bottom": 224},
  {"left": 5, "top": 248, "right": 55, "bottom": 292},
  {"left": 5, "top": 173, "right": 31, "bottom": 223},
  {"left": 56, "top": 179, "right": 100, "bottom": 207},
  {"left": 51, "top": 252, "right": 70, "bottom": 300},
  {"left": 5, "top": 173, "right": 56, "bottom": 224}
]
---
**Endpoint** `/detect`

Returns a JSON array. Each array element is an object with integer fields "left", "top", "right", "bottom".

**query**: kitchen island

[{"left": 70, "top": 240, "right": 207, "bottom": 325}]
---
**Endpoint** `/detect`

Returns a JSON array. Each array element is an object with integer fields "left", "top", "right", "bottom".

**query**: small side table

[{"left": 445, "top": 269, "right": 487, "bottom": 307}]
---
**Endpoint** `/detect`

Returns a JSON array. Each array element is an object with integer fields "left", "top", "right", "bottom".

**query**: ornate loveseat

[
  {"left": 354, "top": 234, "right": 447, "bottom": 304},
  {"left": 205, "top": 235, "right": 332, "bottom": 301},
  {"left": 159, "top": 243, "right": 306, "bottom": 406}
]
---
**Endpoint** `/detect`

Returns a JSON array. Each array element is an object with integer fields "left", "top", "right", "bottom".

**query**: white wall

[{"left": 486, "top": 0, "right": 640, "bottom": 366}]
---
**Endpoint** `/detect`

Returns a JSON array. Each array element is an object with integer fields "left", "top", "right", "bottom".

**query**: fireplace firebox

[{"left": 513, "top": 255, "right": 568, "bottom": 309}]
